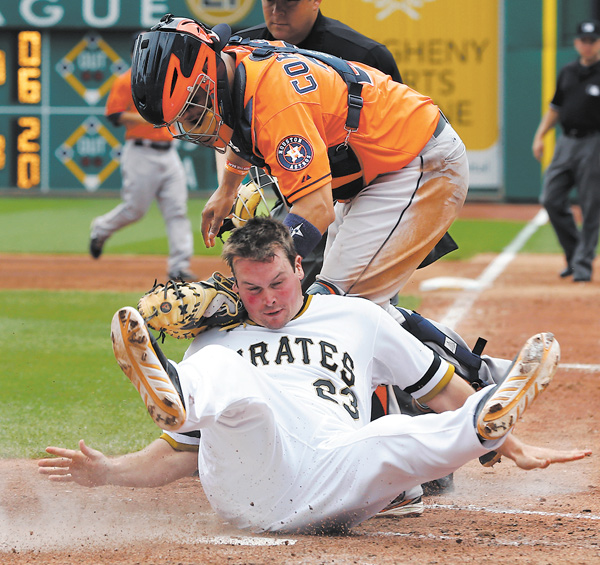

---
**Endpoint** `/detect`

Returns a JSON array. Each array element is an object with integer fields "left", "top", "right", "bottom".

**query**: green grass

[
  {"left": 445, "top": 218, "right": 563, "bottom": 258},
  {"left": 0, "top": 197, "right": 223, "bottom": 256},
  {"left": 0, "top": 197, "right": 567, "bottom": 257},
  {"left": 1, "top": 290, "right": 191, "bottom": 459}
]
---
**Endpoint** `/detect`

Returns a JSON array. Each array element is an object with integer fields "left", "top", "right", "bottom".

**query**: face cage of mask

[{"left": 165, "top": 73, "right": 229, "bottom": 153}]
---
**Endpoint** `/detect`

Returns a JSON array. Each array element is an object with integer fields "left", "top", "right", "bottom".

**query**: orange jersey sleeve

[
  {"left": 239, "top": 52, "right": 439, "bottom": 203},
  {"left": 105, "top": 69, "right": 173, "bottom": 142}
]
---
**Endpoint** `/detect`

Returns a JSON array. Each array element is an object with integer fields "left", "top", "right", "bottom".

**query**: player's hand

[
  {"left": 38, "top": 439, "right": 110, "bottom": 487},
  {"left": 532, "top": 137, "right": 544, "bottom": 162},
  {"left": 497, "top": 435, "right": 591, "bottom": 470},
  {"left": 201, "top": 187, "right": 238, "bottom": 247}
]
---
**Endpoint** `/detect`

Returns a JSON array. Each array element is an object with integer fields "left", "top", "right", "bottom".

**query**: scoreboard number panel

[
  {"left": 0, "top": 29, "right": 129, "bottom": 192},
  {"left": 0, "top": 28, "right": 217, "bottom": 193}
]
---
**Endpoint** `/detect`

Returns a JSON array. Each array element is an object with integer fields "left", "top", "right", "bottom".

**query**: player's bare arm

[
  {"left": 288, "top": 182, "right": 336, "bottom": 234},
  {"left": 39, "top": 438, "right": 198, "bottom": 488},
  {"left": 425, "top": 371, "right": 475, "bottom": 413},
  {"left": 202, "top": 178, "right": 243, "bottom": 247},
  {"left": 202, "top": 151, "right": 253, "bottom": 246}
]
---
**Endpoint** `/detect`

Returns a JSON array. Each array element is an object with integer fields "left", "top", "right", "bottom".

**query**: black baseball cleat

[
  {"left": 421, "top": 473, "right": 454, "bottom": 495},
  {"left": 89, "top": 236, "right": 105, "bottom": 259},
  {"left": 559, "top": 266, "right": 574, "bottom": 278},
  {"left": 479, "top": 450, "right": 502, "bottom": 467},
  {"left": 476, "top": 333, "right": 559, "bottom": 441},
  {"left": 168, "top": 270, "right": 199, "bottom": 283},
  {"left": 111, "top": 306, "right": 186, "bottom": 431}
]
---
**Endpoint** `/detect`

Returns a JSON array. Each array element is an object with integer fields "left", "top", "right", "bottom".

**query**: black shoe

[
  {"left": 421, "top": 473, "right": 455, "bottom": 496},
  {"left": 479, "top": 450, "right": 502, "bottom": 467},
  {"left": 573, "top": 274, "right": 591, "bottom": 282},
  {"left": 559, "top": 266, "right": 574, "bottom": 278},
  {"left": 90, "top": 237, "right": 104, "bottom": 259},
  {"left": 168, "top": 270, "right": 198, "bottom": 282}
]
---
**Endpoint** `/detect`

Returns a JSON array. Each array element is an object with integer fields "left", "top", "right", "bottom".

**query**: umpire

[{"left": 532, "top": 20, "right": 600, "bottom": 283}]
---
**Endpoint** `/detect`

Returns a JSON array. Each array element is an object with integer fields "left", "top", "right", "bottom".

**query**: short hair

[{"left": 222, "top": 216, "right": 298, "bottom": 273}]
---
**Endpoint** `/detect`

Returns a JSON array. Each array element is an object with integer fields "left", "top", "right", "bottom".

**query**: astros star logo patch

[{"left": 276, "top": 136, "right": 313, "bottom": 171}]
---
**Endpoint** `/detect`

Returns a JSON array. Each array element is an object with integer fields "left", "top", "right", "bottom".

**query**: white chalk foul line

[
  {"left": 370, "top": 503, "right": 600, "bottom": 548},
  {"left": 193, "top": 535, "right": 296, "bottom": 546},
  {"left": 426, "top": 502, "right": 600, "bottom": 520},
  {"left": 438, "top": 208, "right": 549, "bottom": 330},
  {"left": 420, "top": 209, "right": 549, "bottom": 331},
  {"left": 561, "top": 363, "right": 600, "bottom": 372},
  {"left": 371, "top": 531, "right": 592, "bottom": 549}
]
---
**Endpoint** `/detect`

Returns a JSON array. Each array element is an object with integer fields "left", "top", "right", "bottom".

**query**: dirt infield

[{"left": 1, "top": 203, "right": 599, "bottom": 564}]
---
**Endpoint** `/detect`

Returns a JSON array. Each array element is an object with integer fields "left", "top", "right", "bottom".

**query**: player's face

[
  {"left": 262, "top": 0, "right": 321, "bottom": 45},
  {"left": 169, "top": 76, "right": 232, "bottom": 151},
  {"left": 232, "top": 251, "right": 304, "bottom": 329}
]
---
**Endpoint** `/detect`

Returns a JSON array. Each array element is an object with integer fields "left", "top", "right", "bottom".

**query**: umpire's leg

[
  {"left": 570, "top": 134, "right": 600, "bottom": 280},
  {"left": 540, "top": 137, "right": 580, "bottom": 269}
]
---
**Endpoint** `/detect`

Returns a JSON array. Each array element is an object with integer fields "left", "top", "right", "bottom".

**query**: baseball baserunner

[{"left": 40, "top": 217, "right": 592, "bottom": 534}]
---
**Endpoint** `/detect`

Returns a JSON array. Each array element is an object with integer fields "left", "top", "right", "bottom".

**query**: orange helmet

[{"left": 131, "top": 14, "right": 234, "bottom": 152}]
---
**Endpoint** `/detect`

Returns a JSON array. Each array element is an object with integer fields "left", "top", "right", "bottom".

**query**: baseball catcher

[{"left": 137, "top": 272, "right": 245, "bottom": 339}]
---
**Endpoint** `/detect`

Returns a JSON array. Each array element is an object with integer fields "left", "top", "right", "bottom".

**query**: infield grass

[
  {"left": 0, "top": 197, "right": 565, "bottom": 256},
  {"left": 1, "top": 290, "right": 190, "bottom": 459}
]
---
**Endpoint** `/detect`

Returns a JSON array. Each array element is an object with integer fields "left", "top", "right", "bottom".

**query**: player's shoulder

[
  {"left": 317, "top": 16, "right": 385, "bottom": 49},
  {"left": 308, "top": 293, "right": 383, "bottom": 317},
  {"left": 309, "top": 15, "right": 400, "bottom": 78}
]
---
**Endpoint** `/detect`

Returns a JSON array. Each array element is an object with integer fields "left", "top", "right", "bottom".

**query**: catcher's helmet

[{"left": 131, "top": 13, "right": 234, "bottom": 152}]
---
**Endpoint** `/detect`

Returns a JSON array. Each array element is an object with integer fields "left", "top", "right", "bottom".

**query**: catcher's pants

[
  {"left": 540, "top": 133, "right": 600, "bottom": 280},
  {"left": 91, "top": 141, "right": 193, "bottom": 275},
  {"left": 318, "top": 122, "right": 468, "bottom": 313},
  {"left": 173, "top": 345, "right": 501, "bottom": 534}
]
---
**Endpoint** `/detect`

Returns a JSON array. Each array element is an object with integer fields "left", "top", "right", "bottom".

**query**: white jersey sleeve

[{"left": 367, "top": 301, "right": 454, "bottom": 402}]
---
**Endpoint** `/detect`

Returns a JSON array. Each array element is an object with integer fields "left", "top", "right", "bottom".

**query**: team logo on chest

[{"left": 276, "top": 136, "right": 313, "bottom": 171}]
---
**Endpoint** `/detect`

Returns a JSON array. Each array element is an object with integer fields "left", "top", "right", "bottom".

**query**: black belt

[
  {"left": 433, "top": 110, "right": 448, "bottom": 138},
  {"left": 563, "top": 128, "right": 600, "bottom": 139},
  {"left": 132, "top": 139, "right": 172, "bottom": 150}
]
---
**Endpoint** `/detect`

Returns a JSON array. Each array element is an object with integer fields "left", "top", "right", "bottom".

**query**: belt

[
  {"left": 563, "top": 128, "right": 600, "bottom": 139},
  {"left": 433, "top": 110, "right": 448, "bottom": 138},
  {"left": 132, "top": 139, "right": 173, "bottom": 150}
]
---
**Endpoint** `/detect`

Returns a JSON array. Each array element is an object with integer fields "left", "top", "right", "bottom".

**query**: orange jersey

[
  {"left": 105, "top": 69, "right": 172, "bottom": 142},
  {"left": 230, "top": 48, "right": 439, "bottom": 203}
]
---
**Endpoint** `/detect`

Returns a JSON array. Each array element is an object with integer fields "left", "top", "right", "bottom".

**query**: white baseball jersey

[{"left": 164, "top": 295, "right": 496, "bottom": 533}]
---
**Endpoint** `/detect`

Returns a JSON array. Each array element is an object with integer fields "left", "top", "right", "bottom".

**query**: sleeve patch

[{"left": 276, "top": 136, "right": 314, "bottom": 171}]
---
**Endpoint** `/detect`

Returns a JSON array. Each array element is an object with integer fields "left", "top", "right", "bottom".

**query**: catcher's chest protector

[{"left": 228, "top": 37, "right": 367, "bottom": 200}]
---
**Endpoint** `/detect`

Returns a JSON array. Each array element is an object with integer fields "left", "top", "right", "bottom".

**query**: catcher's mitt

[{"left": 137, "top": 272, "right": 246, "bottom": 339}]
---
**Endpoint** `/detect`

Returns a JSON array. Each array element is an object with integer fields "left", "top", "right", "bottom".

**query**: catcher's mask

[{"left": 131, "top": 13, "right": 234, "bottom": 152}]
